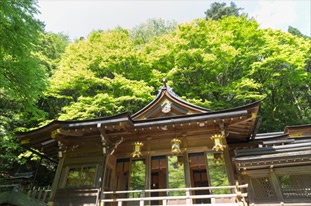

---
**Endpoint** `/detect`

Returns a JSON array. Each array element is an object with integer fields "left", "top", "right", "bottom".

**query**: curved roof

[
  {"left": 132, "top": 85, "right": 211, "bottom": 120},
  {"left": 16, "top": 112, "right": 131, "bottom": 137},
  {"left": 16, "top": 85, "right": 262, "bottom": 160}
]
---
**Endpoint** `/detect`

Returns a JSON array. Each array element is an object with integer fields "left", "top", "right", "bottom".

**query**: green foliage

[
  {"left": 45, "top": 16, "right": 311, "bottom": 132},
  {"left": 288, "top": 26, "right": 311, "bottom": 40},
  {"left": 129, "top": 18, "right": 177, "bottom": 45},
  {"left": 168, "top": 156, "right": 186, "bottom": 196},
  {"left": 206, "top": 153, "right": 229, "bottom": 194},
  {"left": 0, "top": 0, "right": 47, "bottom": 111},
  {"left": 164, "top": 17, "right": 311, "bottom": 131},
  {"left": 167, "top": 17, "right": 265, "bottom": 109},
  {"left": 0, "top": 1, "right": 68, "bottom": 184},
  {"left": 129, "top": 160, "right": 145, "bottom": 197},
  {"left": 35, "top": 32, "right": 71, "bottom": 76},
  {"left": 205, "top": 2, "right": 245, "bottom": 20},
  {"left": 49, "top": 30, "right": 154, "bottom": 120}
]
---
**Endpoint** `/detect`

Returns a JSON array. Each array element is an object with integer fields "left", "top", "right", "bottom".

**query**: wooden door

[
  {"left": 189, "top": 153, "right": 210, "bottom": 204},
  {"left": 151, "top": 156, "right": 167, "bottom": 205}
]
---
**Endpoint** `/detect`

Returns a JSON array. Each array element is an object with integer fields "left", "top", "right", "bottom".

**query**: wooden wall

[{"left": 53, "top": 141, "right": 104, "bottom": 206}]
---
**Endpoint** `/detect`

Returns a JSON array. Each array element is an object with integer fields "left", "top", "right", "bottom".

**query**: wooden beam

[
  {"left": 21, "top": 145, "right": 58, "bottom": 164},
  {"left": 109, "top": 127, "right": 217, "bottom": 140},
  {"left": 229, "top": 115, "right": 254, "bottom": 126},
  {"left": 134, "top": 110, "right": 248, "bottom": 127},
  {"left": 97, "top": 123, "right": 112, "bottom": 144},
  {"left": 58, "top": 128, "right": 84, "bottom": 137},
  {"left": 250, "top": 117, "right": 262, "bottom": 140},
  {"left": 228, "top": 127, "right": 251, "bottom": 133},
  {"left": 50, "top": 155, "right": 65, "bottom": 201},
  {"left": 63, "top": 117, "right": 130, "bottom": 128},
  {"left": 223, "top": 147, "right": 235, "bottom": 185},
  {"left": 97, "top": 154, "right": 109, "bottom": 205},
  {"left": 110, "top": 137, "right": 124, "bottom": 155}
]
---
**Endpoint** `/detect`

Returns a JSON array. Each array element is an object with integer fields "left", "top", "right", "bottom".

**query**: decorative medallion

[{"left": 161, "top": 99, "right": 172, "bottom": 113}]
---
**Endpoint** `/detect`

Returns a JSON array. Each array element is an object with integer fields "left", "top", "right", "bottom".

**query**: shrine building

[{"left": 16, "top": 85, "right": 311, "bottom": 206}]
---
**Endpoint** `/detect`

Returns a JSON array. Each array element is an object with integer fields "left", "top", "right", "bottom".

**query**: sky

[{"left": 37, "top": 0, "right": 311, "bottom": 40}]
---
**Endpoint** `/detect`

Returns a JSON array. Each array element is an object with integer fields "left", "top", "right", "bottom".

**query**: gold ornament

[
  {"left": 132, "top": 141, "right": 143, "bottom": 158},
  {"left": 210, "top": 134, "right": 226, "bottom": 151},
  {"left": 213, "top": 153, "right": 223, "bottom": 163},
  {"left": 171, "top": 138, "right": 181, "bottom": 155}
]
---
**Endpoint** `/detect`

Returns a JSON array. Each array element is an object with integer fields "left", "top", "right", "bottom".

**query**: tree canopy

[
  {"left": 0, "top": 0, "right": 59, "bottom": 184},
  {"left": 205, "top": 2, "right": 245, "bottom": 20},
  {"left": 129, "top": 18, "right": 177, "bottom": 45},
  {"left": 47, "top": 16, "right": 311, "bottom": 132},
  {"left": 0, "top": 0, "right": 47, "bottom": 111},
  {"left": 288, "top": 26, "right": 311, "bottom": 40}
]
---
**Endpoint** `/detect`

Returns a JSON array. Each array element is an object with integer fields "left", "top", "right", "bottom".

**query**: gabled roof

[
  {"left": 16, "top": 85, "right": 262, "bottom": 161},
  {"left": 132, "top": 85, "right": 211, "bottom": 120}
]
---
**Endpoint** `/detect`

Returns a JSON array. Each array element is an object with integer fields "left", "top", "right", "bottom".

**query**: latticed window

[
  {"left": 250, "top": 177, "right": 275, "bottom": 200},
  {"left": 66, "top": 166, "right": 96, "bottom": 187},
  {"left": 278, "top": 174, "right": 311, "bottom": 199}
]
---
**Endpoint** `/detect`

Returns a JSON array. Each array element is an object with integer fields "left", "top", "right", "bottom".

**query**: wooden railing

[
  {"left": 27, "top": 185, "right": 52, "bottom": 203},
  {"left": 102, "top": 184, "right": 248, "bottom": 206},
  {"left": 0, "top": 184, "right": 52, "bottom": 203}
]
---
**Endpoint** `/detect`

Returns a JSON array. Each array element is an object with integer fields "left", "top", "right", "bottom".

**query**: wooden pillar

[
  {"left": 269, "top": 172, "right": 283, "bottom": 202},
  {"left": 244, "top": 176, "right": 255, "bottom": 204},
  {"left": 223, "top": 147, "right": 235, "bottom": 185},
  {"left": 97, "top": 153, "right": 109, "bottom": 205},
  {"left": 183, "top": 151, "right": 191, "bottom": 188},
  {"left": 183, "top": 151, "right": 192, "bottom": 205},
  {"left": 145, "top": 154, "right": 151, "bottom": 191},
  {"left": 182, "top": 137, "right": 191, "bottom": 188},
  {"left": 49, "top": 155, "right": 65, "bottom": 202},
  {"left": 204, "top": 152, "right": 212, "bottom": 187},
  {"left": 145, "top": 138, "right": 152, "bottom": 206}
]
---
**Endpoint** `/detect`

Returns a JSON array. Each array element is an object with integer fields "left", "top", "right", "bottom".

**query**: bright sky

[{"left": 37, "top": 0, "right": 311, "bottom": 40}]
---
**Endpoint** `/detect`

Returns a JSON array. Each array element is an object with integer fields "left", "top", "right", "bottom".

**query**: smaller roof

[
  {"left": 254, "top": 132, "right": 288, "bottom": 140},
  {"left": 10, "top": 172, "right": 34, "bottom": 180},
  {"left": 132, "top": 85, "right": 211, "bottom": 120},
  {"left": 233, "top": 139, "right": 311, "bottom": 170},
  {"left": 284, "top": 124, "right": 311, "bottom": 137}
]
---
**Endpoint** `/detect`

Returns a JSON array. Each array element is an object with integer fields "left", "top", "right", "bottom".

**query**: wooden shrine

[{"left": 16, "top": 85, "right": 311, "bottom": 206}]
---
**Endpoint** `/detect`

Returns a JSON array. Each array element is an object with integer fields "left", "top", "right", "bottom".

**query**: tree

[
  {"left": 0, "top": 0, "right": 46, "bottom": 182},
  {"left": 0, "top": 0, "right": 47, "bottom": 111},
  {"left": 0, "top": 1, "right": 67, "bottom": 184},
  {"left": 129, "top": 18, "right": 177, "bottom": 45},
  {"left": 288, "top": 26, "right": 310, "bottom": 40},
  {"left": 205, "top": 2, "right": 245, "bottom": 20},
  {"left": 49, "top": 30, "right": 154, "bottom": 120},
  {"left": 164, "top": 17, "right": 311, "bottom": 132},
  {"left": 35, "top": 32, "right": 71, "bottom": 76},
  {"left": 46, "top": 17, "right": 311, "bottom": 133}
]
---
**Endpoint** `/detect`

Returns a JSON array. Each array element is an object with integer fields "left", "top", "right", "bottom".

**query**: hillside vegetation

[{"left": 1, "top": 0, "right": 311, "bottom": 183}]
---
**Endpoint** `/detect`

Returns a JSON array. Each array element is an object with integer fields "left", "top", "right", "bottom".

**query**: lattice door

[
  {"left": 251, "top": 177, "right": 275, "bottom": 200},
  {"left": 278, "top": 174, "right": 311, "bottom": 199}
]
